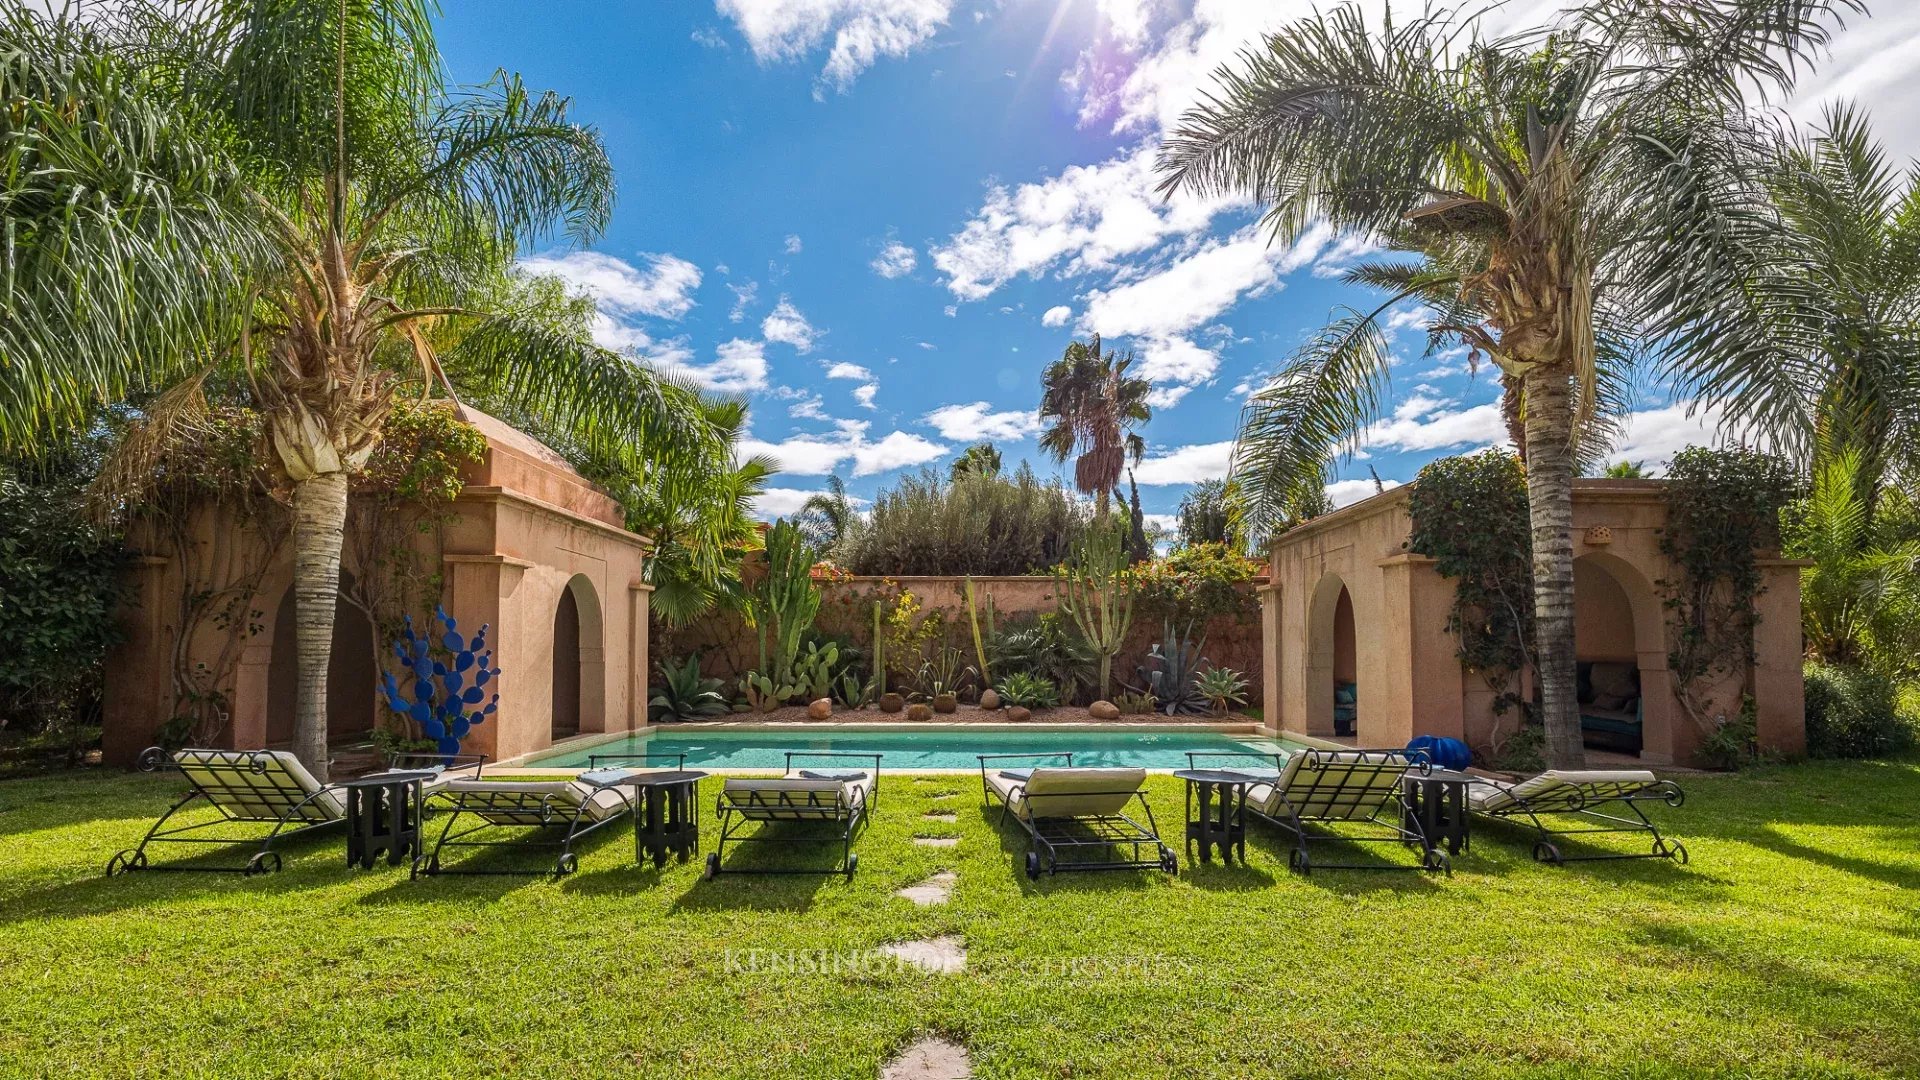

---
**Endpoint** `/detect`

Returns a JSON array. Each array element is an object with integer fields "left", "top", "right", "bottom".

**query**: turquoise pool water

[{"left": 523, "top": 725, "right": 1306, "bottom": 771}]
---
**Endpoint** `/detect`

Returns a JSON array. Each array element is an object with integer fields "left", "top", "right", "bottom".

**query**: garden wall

[{"left": 658, "top": 574, "right": 1266, "bottom": 704}]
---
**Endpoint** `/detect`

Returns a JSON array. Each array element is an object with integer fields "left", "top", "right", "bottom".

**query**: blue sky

[{"left": 435, "top": 0, "right": 1918, "bottom": 528}]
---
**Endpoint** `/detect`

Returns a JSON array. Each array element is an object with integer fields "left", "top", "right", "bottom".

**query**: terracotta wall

[
  {"left": 1261, "top": 480, "right": 1808, "bottom": 766},
  {"left": 660, "top": 574, "right": 1267, "bottom": 702}
]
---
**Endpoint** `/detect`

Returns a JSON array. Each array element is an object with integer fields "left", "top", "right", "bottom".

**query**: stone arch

[
  {"left": 265, "top": 571, "right": 376, "bottom": 747},
  {"left": 1305, "top": 573, "right": 1357, "bottom": 737},
  {"left": 551, "top": 574, "right": 606, "bottom": 741},
  {"left": 1572, "top": 551, "right": 1672, "bottom": 759}
]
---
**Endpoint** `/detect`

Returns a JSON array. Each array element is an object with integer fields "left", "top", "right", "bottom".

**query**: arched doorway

[
  {"left": 1305, "top": 573, "right": 1358, "bottom": 738},
  {"left": 550, "top": 574, "right": 606, "bottom": 743},
  {"left": 265, "top": 572, "right": 376, "bottom": 747},
  {"left": 1572, "top": 553, "right": 1664, "bottom": 758}
]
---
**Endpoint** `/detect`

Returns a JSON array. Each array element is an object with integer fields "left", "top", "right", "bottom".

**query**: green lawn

[{"left": 2, "top": 760, "right": 1917, "bottom": 1078}]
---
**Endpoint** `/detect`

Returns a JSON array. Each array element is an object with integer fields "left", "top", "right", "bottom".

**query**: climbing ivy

[
  {"left": 1407, "top": 450, "right": 1536, "bottom": 743},
  {"left": 1658, "top": 447, "right": 1797, "bottom": 738}
]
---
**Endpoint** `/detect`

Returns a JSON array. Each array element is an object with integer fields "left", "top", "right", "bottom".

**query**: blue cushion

[
  {"left": 798, "top": 769, "right": 869, "bottom": 781},
  {"left": 1405, "top": 735, "right": 1472, "bottom": 771}
]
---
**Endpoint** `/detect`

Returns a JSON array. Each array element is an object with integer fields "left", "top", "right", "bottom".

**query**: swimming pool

[{"left": 522, "top": 725, "right": 1308, "bottom": 771}]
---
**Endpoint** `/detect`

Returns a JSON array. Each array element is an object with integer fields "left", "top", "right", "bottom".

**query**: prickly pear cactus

[{"left": 380, "top": 607, "right": 500, "bottom": 757}]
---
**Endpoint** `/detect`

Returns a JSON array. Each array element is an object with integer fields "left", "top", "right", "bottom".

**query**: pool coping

[{"left": 486, "top": 723, "right": 1342, "bottom": 776}]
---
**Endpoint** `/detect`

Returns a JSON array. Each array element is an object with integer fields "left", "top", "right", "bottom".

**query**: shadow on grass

[
  {"left": 666, "top": 820, "right": 858, "bottom": 913},
  {"left": 1745, "top": 823, "right": 1920, "bottom": 891},
  {"left": 1235, "top": 826, "right": 1446, "bottom": 894}
]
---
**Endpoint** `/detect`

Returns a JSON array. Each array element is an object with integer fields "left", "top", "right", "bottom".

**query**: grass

[{"left": 2, "top": 759, "right": 1918, "bottom": 1078}]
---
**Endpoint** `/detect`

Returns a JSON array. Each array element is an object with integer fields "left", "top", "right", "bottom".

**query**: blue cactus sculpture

[{"left": 380, "top": 607, "right": 500, "bottom": 757}]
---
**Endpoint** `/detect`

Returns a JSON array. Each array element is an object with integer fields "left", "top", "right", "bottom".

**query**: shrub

[
  {"left": 994, "top": 672, "right": 1060, "bottom": 710},
  {"left": 1132, "top": 542, "right": 1262, "bottom": 624},
  {"left": 988, "top": 614, "right": 1094, "bottom": 704},
  {"left": 1803, "top": 662, "right": 1916, "bottom": 759},
  {"left": 835, "top": 465, "right": 1089, "bottom": 575}
]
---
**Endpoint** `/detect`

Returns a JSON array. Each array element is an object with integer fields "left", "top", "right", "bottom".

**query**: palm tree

[
  {"left": 2, "top": 5, "right": 711, "bottom": 778},
  {"left": 950, "top": 441, "right": 1002, "bottom": 480},
  {"left": 796, "top": 474, "right": 861, "bottom": 555},
  {"left": 1157, "top": 0, "right": 1850, "bottom": 768},
  {"left": 1739, "top": 104, "right": 1920, "bottom": 519},
  {"left": 1788, "top": 449, "right": 1920, "bottom": 676},
  {"left": 1038, "top": 334, "right": 1152, "bottom": 515}
]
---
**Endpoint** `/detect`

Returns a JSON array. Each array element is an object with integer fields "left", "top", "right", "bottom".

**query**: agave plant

[
  {"left": 1136, "top": 620, "right": 1210, "bottom": 716},
  {"left": 649, "top": 656, "right": 728, "bottom": 722},
  {"left": 1194, "top": 667, "right": 1249, "bottom": 716},
  {"left": 993, "top": 672, "right": 1061, "bottom": 711}
]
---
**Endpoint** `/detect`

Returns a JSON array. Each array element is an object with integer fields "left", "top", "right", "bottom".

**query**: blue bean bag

[{"left": 1404, "top": 735, "right": 1472, "bottom": 771}]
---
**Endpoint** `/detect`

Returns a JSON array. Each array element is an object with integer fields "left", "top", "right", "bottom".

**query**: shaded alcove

[
  {"left": 1572, "top": 554, "right": 1656, "bottom": 756},
  {"left": 552, "top": 583, "right": 582, "bottom": 741},
  {"left": 1306, "top": 573, "right": 1359, "bottom": 737},
  {"left": 265, "top": 572, "right": 376, "bottom": 747}
]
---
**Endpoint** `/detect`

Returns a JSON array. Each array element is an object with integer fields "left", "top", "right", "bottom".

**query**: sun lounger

[
  {"left": 705, "top": 752, "right": 879, "bottom": 880},
  {"left": 105, "top": 747, "right": 348, "bottom": 876},
  {"left": 1467, "top": 769, "right": 1687, "bottom": 864},
  {"left": 1188, "top": 748, "right": 1447, "bottom": 875},
  {"left": 978, "top": 753, "right": 1176, "bottom": 880},
  {"left": 414, "top": 772, "right": 635, "bottom": 877}
]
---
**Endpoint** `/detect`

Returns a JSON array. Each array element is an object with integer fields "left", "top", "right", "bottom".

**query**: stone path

[
  {"left": 911, "top": 836, "right": 959, "bottom": 848},
  {"left": 893, "top": 870, "right": 956, "bottom": 906},
  {"left": 880, "top": 935, "right": 967, "bottom": 973},
  {"left": 879, "top": 1037, "right": 973, "bottom": 1079},
  {"left": 922, "top": 812, "right": 958, "bottom": 823}
]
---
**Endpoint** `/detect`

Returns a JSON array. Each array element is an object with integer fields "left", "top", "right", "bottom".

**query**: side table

[
  {"left": 1401, "top": 767, "right": 1476, "bottom": 856},
  {"left": 338, "top": 769, "right": 439, "bottom": 869},
  {"left": 610, "top": 770, "right": 708, "bottom": 868},
  {"left": 1173, "top": 769, "right": 1252, "bottom": 865}
]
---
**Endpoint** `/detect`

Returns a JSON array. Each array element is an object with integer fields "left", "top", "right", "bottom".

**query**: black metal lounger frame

[
  {"left": 105, "top": 747, "right": 346, "bottom": 876},
  {"left": 1469, "top": 775, "right": 1688, "bottom": 865},
  {"left": 706, "top": 752, "right": 879, "bottom": 881},
  {"left": 1186, "top": 749, "right": 1448, "bottom": 875},
  {"left": 413, "top": 764, "right": 658, "bottom": 878},
  {"left": 978, "top": 753, "right": 1177, "bottom": 880}
]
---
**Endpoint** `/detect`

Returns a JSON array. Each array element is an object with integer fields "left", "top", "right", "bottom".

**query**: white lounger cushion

[
  {"left": 1469, "top": 769, "right": 1660, "bottom": 813},
  {"left": 173, "top": 749, "right": 345, "bottom": 821},
  {"left": 990, "top": 767, "right": 1146, "bottom": 819},
  {"left": 722, "top": 776, "right": 871, "bottom": 817},
  {"left": 440, "top": 779, "right": 631, "bottom": 824},
  {"left": 1245, "top": 751, "right": 1408, "bottom": 821}
]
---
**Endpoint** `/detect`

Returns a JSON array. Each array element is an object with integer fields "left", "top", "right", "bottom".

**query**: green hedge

[{"left": 1803, "top": 663, "right": 1917, "bottom": 759}]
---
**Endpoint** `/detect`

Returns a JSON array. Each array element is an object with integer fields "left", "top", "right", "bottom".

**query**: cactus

[
  {"left": 380, "top": 607, "right": 499, "bottom": 757},
  {"left": 965, "top": 576, "right": 991, "bottom": 687},
  {"left": 1055, "top": 520, "right": 1135, "bottom": 699},
  {"left": 872, "top": 599, "right": 887, "bottom": 697}
]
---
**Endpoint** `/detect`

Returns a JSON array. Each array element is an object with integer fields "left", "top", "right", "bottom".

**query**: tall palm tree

[
  {"left": 796, "top": 474, "right": 860, "bottom": 555},
  {"left": 2, "top": 5, "right": 711, "bottom": 778},
  {"left": 1740, "top": 103, "right": 1920, "bottom": 520},
  {"left": 1157, "top": 0, "right": 1851, "bottom": 767},
  {"left": 950, "top": 441, "right": 1003, "bottom": 480},
  {"left": 1038, "top": 334, "right": 1152, "bottom": 516}
]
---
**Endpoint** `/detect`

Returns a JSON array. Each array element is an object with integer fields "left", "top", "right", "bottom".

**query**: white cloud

[
  {"left": 921, "top": 401, "right": 1041, "bottom": 442},
  {"left": 942, "top": 304, "right": 958, "bottom": 318},
  {"left": 742, "top": 419, "right": 947, "bottom": 477},
  {"left": 1358, "top": 394, "right": 1507, "bottom": 454},
  {"left": 518, "top": 251, "right": 702, "bottom": 320},
  {"left": 824, "top": 361, "right": 873, "bottom": 380},
  {"left": 853, "top": 383, "right": 879, "bottom": 409},
  {"left": 715, "top": 0, "right": 953, "bottom": 92},
  {"left": 780, "top": 388, "right": 830, "bottom": 421},
  {"left": 1612, "top": 401, "right": 1741, "bottom": 469},
  {"left": 675, "top": 339, "right": 770, "bottom": 394},
  {"left": 784, "top": 233, "right": 803, "bottom": 254},
  {"left": 1144, "top": 384, "right": 1194, "bottom": 409},
  {"left": 761, "top": 297, "right": 818, "bottom": 351},
  {"left": 1041, "top": 305, "right": 1073, "bottom": 327},
  {"left": 753, "top": 486, "right": 869, "bottom": 519},
  {"left": 727, "top": 280, "right": 759, "bottom": 322},
  {"left": 1135, "top": 335, "right": 1219, "bottom": 388},
  {"left": 871, "top": 240, "right": 918, "bottom": 278},
  {"left": 1325, "top": 477, "right": 1402, "bottom": 508},
  {"left": 1133, "top": 441, "right": 1234, "bottom": 485}
]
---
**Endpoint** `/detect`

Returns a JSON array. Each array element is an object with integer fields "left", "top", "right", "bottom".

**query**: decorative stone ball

[
  {"left": 878, "top": 692, "right": 906, "bottom": 713},
  {"left": 1006, "top": 706, "right": 1032, "bottom": 723},
  {"left": 906, "top": 703, "right": 935, "bottom": 722},
  {"left": 932, "top": 693, "right": 958, "bottom": 714},
  {"left": 1089, "top": 700, "right": 1121, "bottom": 720},
  {"left": 807, "top": 698, "right": 833, "bottom": 721},
  {"left": 978, "top": 689, "right": 1001, "bottom": 711}
]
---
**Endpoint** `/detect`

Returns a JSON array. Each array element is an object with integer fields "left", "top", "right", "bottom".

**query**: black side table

[
  {"left": 617, "top": 770, "right": 708, "bottom": 868},
  {"left": 1401, "top": 768, "right": 1475, "bottom": 855},
  {"left": 1173, "top": 769, "right": 1251, "bottom": 865},
  {"left": 339, "top": 770, "right": 438, "bottom": 870}
]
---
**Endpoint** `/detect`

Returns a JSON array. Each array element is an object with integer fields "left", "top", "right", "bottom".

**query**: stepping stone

[
  {"left": 912, "top": 836, "right": 959, "bottom": 848},
  {"left": 922, "top": 812, "right": 957, "bottom": 823},
  {"left": 880, "top": 1036, "right": 973, "bottom": 1080},
  {"left": 894, "top": 871, "right": 957, "bottom": 906},
  {"left": 881, "top": 935, "right": 966, "bottom": 974}
]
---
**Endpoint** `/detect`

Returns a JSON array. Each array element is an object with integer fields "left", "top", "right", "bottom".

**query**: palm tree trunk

[
  {"left": 289, "top": 470, "right": 350, "bottom": 781},
  {"left": 1521, "top": 364, "right": 1587, "bottom": 770}
]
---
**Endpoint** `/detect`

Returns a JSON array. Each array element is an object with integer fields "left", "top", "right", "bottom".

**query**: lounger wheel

[
  {"left": 1158, "top": 846, "right": 1178, "bottom": 875},
  {"left": 1531, "top": 841, "right": 1563, "bottom": 865},
  {"left": 554, "top": 853, "right": 578, "bottom": 877},
  {"left": 1661, "top": 840, "right": 1689, "bottom": 865},
  {"left": 136, "top": 746, "right": 169, "bottom": 773},
  {"left": 1288, "top": 848, "right": 1311, "bottom": 876},
  {"left": 411, "top": 854, "right": 439, "bottom": 879},
  {"left": 244, "top": 851, "right": 281, "bottom": 876},
  {"left": 1024, "top": 851, "right": 1041, "bottom": 881},
  {"left": 704, "top": 853, "right": 720, "bottom": 880},
  {"left": 1425, "top": 849, "right": 1452, "bottom": 876},
  {"left": 104, "top": 850, "right": 146, "bottom": 877},
  {"left": 844, "top": 853, "right": 858, "bottom": 881}
]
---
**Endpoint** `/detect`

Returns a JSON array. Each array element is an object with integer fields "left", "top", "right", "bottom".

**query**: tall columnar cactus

[
  {"left": 744, "top": 519, "right": 822, "bottom": 698},
  {"left": 872, "top": 598, "right": 887, "bottom": 696},
  {"left": 380, "top": 607, "right": 500, "bottom": 757},
  {"left": 965, "top": 576, "right": 992, "bottom": 687},
  {"left": 1056, "top": 521, "right": 1135, "bottom": 699}
]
